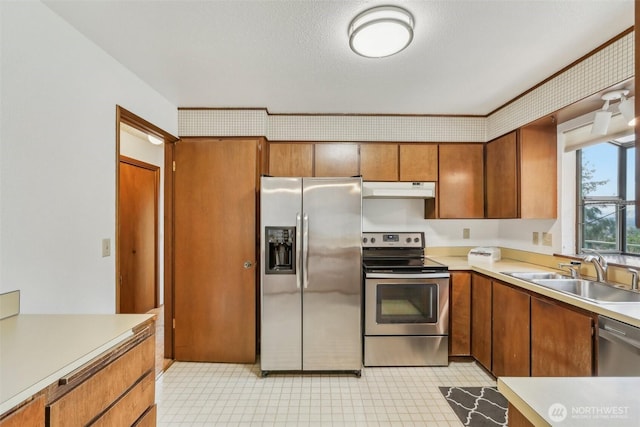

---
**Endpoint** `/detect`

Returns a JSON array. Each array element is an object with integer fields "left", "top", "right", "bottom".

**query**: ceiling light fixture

[
  {"left": 147, "top": 134, "right": 163, "bottom": 145},
  {"left": 618, "top": 94, "right": 636, "bottom": 126},
  {"left": 590, "top": 89, "right": 631, "bottom": 135},
  {"left": 348, "top": 6, "right": 414, "bottom": 58}
]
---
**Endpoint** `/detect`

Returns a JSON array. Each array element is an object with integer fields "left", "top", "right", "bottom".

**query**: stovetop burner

[{"left": 362, "top": 232, "right": 448, "bottom": 273}]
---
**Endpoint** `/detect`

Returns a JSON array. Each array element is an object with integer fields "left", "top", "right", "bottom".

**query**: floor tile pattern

[{"left": 156, "top": 360, "right": 495, "bottom": 426}]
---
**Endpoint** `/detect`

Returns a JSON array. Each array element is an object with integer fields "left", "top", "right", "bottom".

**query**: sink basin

[
  {"left": 503, "top": 271, "right": 570, "bottom": 280},
  {"left": 532, "top": 279, "right": 640, "bottom": 303}
]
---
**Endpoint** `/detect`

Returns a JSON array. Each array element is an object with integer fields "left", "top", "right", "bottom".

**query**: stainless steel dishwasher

[{"left": 598, "top": 316, "right": 640, "bottom": 376}]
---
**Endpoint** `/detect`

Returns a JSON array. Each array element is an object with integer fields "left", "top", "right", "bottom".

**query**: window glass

[
  {"left": 582, "top": 203, "right": 618, "bottom": 251},
  {"left": 581, "top": 143, "right": 618, "bottom": 197},
  {"left": 579, "top": 141, "right": 636, "bottom": 254}
]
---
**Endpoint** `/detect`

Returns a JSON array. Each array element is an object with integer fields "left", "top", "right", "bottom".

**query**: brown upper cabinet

[
  {"left": 438, "top": 143, "right": 484, "bottom": 218},
  {"left": 268, "top": 142, "right": 313, "bottom": 177},
  {"left": 314, "top": 143, "right": 359, "bottom": 177},
  {"left": 360, "top": 143, "right": 398, "bottom": 181},
  {"left": 486, "top": 117, "right": 557, "bottom": 219},
  {"left": 399, "top": 144, "right": 438, "bottom": 182}
]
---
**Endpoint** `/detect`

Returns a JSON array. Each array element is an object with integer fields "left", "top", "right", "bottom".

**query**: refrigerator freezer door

[
  {"left": 260, "top": 177, "right": 302, "bottom": 371},
  {"left": 302, "top": 177, "right": 362, "bottom": 371}
]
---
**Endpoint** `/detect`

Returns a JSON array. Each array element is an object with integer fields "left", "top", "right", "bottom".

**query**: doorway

[{"left": 116, "top": 106, "right": 178, "bottom": 370}]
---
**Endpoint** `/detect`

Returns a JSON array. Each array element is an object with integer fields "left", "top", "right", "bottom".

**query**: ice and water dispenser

[{"left": 265, "top": 227, "right": 295, "bottom": 274}]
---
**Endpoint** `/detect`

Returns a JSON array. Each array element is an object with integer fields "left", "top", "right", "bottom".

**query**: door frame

[
  {"left": 116, "top": 105, "right": 178, "bottom": 358},
  {"left": 118, "top": 155, "right": 160, "bottom": 312}
]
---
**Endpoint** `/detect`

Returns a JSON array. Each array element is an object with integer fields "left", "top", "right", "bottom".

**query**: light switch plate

[
  {"left": 102, "top": 238, "right": 111, "bottom": 257},
  {"left": 532, "top": 232, "right": 539, "bottom": 245},
  {"left": 463, "top": 228, "right": 470, "bottom": 239},
  {"left": 542, "top": 232, "right": 552, "bottom": 246}
]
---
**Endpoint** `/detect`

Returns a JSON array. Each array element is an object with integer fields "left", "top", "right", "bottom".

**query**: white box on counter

[{"left": 468, "top": 247, "right": 501, "bottom": 265}]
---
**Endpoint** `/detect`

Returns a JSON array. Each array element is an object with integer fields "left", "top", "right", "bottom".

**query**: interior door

[
  {"left": 174, "top": 138, "right": 258, "bottom": 362},
  {"left": 118, "top": 157, "right": 158, "bottom": 313}
]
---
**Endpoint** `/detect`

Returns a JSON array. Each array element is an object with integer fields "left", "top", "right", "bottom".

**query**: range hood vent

[{"left": 362, "top": 181, "right": 435, "bottom": 199}]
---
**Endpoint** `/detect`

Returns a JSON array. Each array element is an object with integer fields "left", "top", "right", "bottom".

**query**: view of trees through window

[{"left": 579, "top": 141, "right": 638, "bottom": 254}]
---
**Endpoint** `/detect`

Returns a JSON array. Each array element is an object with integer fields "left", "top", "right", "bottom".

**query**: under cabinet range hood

[{"left": 362, "top": 181, "right": 435, "bottom": 199}]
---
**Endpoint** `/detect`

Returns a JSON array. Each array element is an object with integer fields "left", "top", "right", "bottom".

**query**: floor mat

[{"left": 440, "top": 386, "right": 508, "bottom": 427}]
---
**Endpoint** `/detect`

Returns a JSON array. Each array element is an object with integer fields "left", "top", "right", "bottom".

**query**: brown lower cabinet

[
  {"left": 465, "top": 272, "right": 596, "bottom": 379},
  {"left": 471, "top": 274, "right": 492, "bottom": 370},
  {"left": 530, "top": 296, "right": 595, "bottom": 376},
  {"left": 492, "top": 281, "right": 530, "bottom": 377},
  {"left": 0, "top": 320, "right": 156, "bottom": 427},
  {"left": 507, "top": 404, "right": 535, "bottom": 427},
  {"left": 450, "top": 272, "right": 471, "bottom": 356}
]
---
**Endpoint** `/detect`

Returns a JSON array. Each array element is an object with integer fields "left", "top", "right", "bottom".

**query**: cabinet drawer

[
  {"left": 133, "top": 405, "right": 157, "bottom": 427},
  {"left": 92, "top": 372, "right": 154, "bottom": 427},
  {"left": 47, "top": 336, "right": 154, "bottom": 426},
  {"left": 0, "top": 395, "right": 45, "bottom": 427}
]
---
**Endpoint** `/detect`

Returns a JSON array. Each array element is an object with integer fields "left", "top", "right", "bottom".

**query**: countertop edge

[{"left": 497, "top": 378, "right": 551, "bottom": 427}]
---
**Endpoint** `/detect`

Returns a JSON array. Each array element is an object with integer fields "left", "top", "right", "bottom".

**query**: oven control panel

[{"left": 362, "top": 232, "right": 424, "bottom": 248}]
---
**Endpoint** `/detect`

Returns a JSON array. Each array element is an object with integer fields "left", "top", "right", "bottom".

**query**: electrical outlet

[
  {"left": 532, "top": 232, "right": 539, "bottom": 245},
  {"left": 463, "top": 228, "right": 470, "bottom": 239},
  {"left": 542, "top": 232, "right": 552, "bottom": 246},
  {"left": 102, "top": 238, "right": 111, "bottom": 257}
]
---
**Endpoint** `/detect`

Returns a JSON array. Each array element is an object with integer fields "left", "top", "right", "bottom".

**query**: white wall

[
  {"left": 0, "top": 1, "right": 177, "bottom": 313},
  {"left": 120, "top": 129, "right": 165, "bottom": 305}
]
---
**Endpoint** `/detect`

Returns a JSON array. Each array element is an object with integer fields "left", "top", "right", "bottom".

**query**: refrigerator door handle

[
  {"left": 296, "top": 213, "right": 302, "bottom": 289},
  {"left": 303, "top": 213, "right": 309, "bottom": 289}
]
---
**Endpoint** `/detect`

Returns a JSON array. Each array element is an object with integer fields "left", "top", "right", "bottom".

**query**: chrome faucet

[
  {"left": 583, "top": 249, "right": 607, "bottom": 282},
  {"left": 628, "top": 268, "right": 639, "bottom": 291},
  {"left": 558, "top": 261, "right": 581, "bottom": 278}
]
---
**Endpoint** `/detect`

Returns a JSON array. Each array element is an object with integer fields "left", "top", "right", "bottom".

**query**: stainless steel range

[{"left": 362, "top": 232, "right": 450, "bottom": 367}]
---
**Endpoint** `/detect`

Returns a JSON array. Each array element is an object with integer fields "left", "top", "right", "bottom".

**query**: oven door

[{"left": 365, "top": 274, "right": 449, "bottom": 336}]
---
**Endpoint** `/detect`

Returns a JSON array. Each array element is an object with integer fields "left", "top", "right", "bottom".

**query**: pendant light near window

[
  {"left": 591, "top": 89, "right": 632, "bottom": 135},
  {"left": 349, "top": 6, "right": 414, "bottom": 58},
  {"left": 618, "top": 94, "right": 636, "bottom": 126}
]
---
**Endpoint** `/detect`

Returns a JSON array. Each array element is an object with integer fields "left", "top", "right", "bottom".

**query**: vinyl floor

[{"left": 155, "top": 359, "right": 496, "bottom": 426}]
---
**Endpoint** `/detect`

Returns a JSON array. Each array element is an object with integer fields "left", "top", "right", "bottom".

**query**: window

[{"left": 578, "top": 139, "right": 638, "bottom": 254}]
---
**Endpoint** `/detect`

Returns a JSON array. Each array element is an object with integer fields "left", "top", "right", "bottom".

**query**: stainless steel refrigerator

[{"left": 260, "top": 176, "right": 362, "bottom": 376}]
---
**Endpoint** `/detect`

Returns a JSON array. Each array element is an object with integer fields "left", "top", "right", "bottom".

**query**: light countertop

[
  {"left": 0, "top": 313, "right": 154, "bottom": 415},
  {"left": 498, "top": 377, "right": 640, "bottom": 426}
]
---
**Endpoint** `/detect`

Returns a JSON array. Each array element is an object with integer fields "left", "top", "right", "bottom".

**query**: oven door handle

[{"left": 365, "top": 273, "right": 450, "bottom": 279}]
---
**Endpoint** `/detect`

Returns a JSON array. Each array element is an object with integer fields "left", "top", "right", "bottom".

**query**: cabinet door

[
  {"left": 360, "top": 144, "right": 398, "bottom": 181},
  {"left": 520, "top": 124, "right": 557, "bottom": 218},
  {"left": 399, "top": 144, "right": 438, "bottom": 181},
  {"left": 450, "top": 272, "right": 471, "bottom": 356},
  {"left": 471, "top": 274, "right": 492, "bottom": 370},
  {"left": 492, "top": 281, "right": 530, "bottom": 377},
  {"left": 174, "top": 138, "right": 257, "bottom": 362},
  {"left": 314, "top": 144, "right": 359, "bottom": 177},
  {"left": 268, "top": 142, "right": 313, "bottom": 177},
  {"left": 0, "top": 395, "right": 44, "bottom": 427},
  {"left": 531, "top": 296, "right": 595, "bottom": 376},
  {"left": 486, "top": 131, "right": 518, "bottom": 218},
  {"left": 439, "top": 144, "right": 484, "bottom": 218}
]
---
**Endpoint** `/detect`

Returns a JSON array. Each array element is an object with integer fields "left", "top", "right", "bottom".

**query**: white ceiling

[{"left": 44, "top": 0, "right": 634, "bottom": 115}]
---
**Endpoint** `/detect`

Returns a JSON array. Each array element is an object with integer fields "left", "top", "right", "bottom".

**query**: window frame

[{"left": 577, "top": 140, "right": 636, "bottom": 255}]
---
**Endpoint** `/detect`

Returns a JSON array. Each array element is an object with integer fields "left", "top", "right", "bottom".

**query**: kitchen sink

[
  {"left": 503, "top": 271, "right": 640, "bottom": 303},
  {"left": 531, "top": 279, "right": 640, "bottom": 303},
  {"left": 504, "top": 271, "right": 570, "bottom": 281}
]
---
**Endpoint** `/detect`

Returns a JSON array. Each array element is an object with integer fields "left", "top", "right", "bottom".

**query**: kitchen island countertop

[
  {"left": 0, "top": 313, "right": 154, "bottom": 415},
  {"left": 498, "top": 376, "right": 640, "bottom": 426}
]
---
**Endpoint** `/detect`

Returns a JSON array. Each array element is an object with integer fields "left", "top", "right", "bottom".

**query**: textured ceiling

[{"left": 44, "top": 0, "right": 634, "bottom": 115}]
